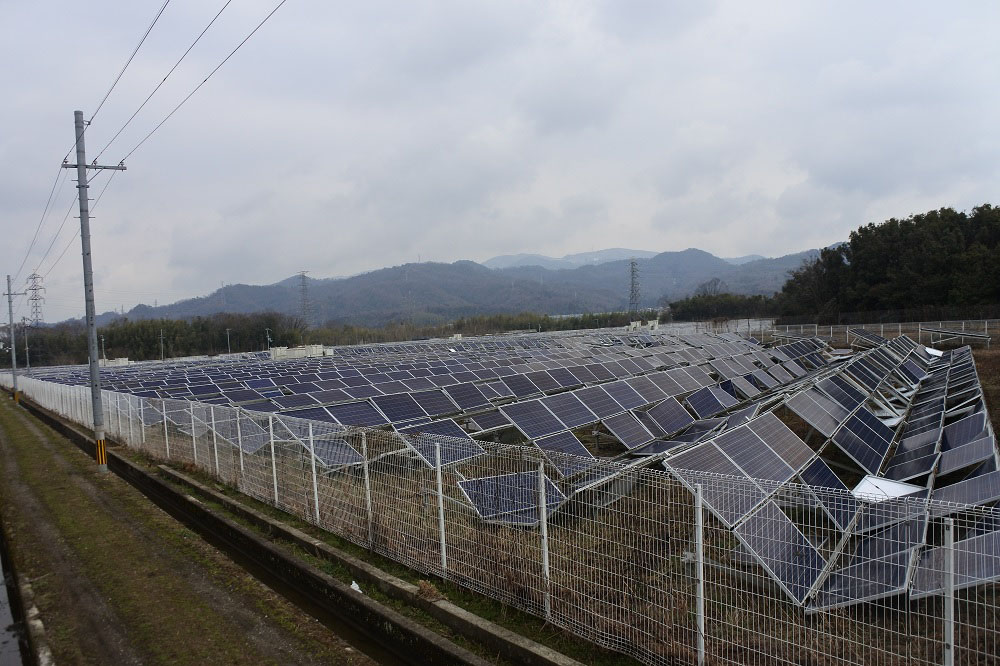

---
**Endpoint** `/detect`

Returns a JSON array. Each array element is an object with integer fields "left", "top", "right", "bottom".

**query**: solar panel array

[{"left": 29, "top": 326, "right": 999, "bottom": 610}]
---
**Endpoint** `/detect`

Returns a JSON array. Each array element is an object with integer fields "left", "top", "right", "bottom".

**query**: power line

[
  {"left": 88, "top": 0, "right": 172, "bottom": 126},
  {"left": 94, "top": 0, "right": 234, "bottom": 162},
  {"left": 42, "top": 169, "right": 118, "bottom": 279},
  {"left": 11, "top": 167, "right": 70, "bottom": 285},
  {"left": 118, "top": 0, "right": 289, "bottom": 163},
  {"left": 31, "top": 189, "right": 81, "bottom": 275}
]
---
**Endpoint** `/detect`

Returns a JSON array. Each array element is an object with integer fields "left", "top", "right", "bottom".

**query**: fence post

[
  {"left": 236, "top": 408, "right": 244, "bottom": 476},
  {"left": 190, "top": 402, "right": 198, "bottom": 466},
  {"left": 880, "top": 323, "right": 884, "bottom": 337},
  {"left": 361, "top": 432, "right": 374, "bottom": 547},
  {"left": 435, "top": 443, "right": 448, "bottom": 576},
  {"left": 538, "top": 460, "right": 551, "bottom": 621},
  {"left": 163, "top": 402, "right": 170, "bottom": 459},
  {"left": 115, "top": 393, "right": 122, "bottom": 439},
  {"left": 309, "top": 423, "right": 321, "bottom": 523},
  {"left": 140, "top": 399, "right": 146, "bottom": 446},
  {"left": 268, "top": 415, "right": 279, "bottom": 505},
  {"left": 695, "top": 483, "right": 706, "bottom": 665},
  {"left": 210, "top": 405, "right": 219, "bottom": 477},
  {"left": 943, "top": 517, "right": 955, "bottom": 666},
  {"left": 899, "top": 323, "right": 902, "bottom": 337},
  {"left": 127, "top": 395, "right": 133, "bottom": 446}
]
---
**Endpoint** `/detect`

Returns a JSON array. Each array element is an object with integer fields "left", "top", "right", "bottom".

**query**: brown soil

[{"left": 0, "top": 397, "right": 375, "bottom": 666}]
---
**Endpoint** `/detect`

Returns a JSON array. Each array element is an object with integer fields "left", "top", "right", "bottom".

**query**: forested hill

[{"left": 779, "top": 205, "right": 1000, "bottom": 318}]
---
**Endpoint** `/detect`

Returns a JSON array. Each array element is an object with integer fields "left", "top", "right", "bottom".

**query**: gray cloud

[{"left": 2, "top": 0, "right": 998, "bottom": 321}]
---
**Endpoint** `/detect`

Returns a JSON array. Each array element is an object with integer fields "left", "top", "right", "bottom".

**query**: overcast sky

[{"left": 2, "top": 1, "right": 998, "bottom": 321}]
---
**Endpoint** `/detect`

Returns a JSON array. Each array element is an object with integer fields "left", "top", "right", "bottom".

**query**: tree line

[
  {"left": 1, "top": 309, "right": 661, "bottom": 368},
  {"left": 665, "top": 204, "right": 1000, "bottom": 324}
]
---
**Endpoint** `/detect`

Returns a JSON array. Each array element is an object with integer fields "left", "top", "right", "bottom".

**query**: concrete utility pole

[
  {"left": 160, "top": 329, "right": 165, "bottom": 361},
  {"left": 265, "top": 327, "right": 273, "bottom": 350},
  {"left": 100, "top": 334, "right": 106, "bottom": 361},
  {"left": 61, "top": 110, "right": 126, "bottom": 472},
  {"left": 225, "top": 328, "right": 232, "bottom": 354},
  {"left": 4, "top": 276, "right": 26, "bottom": 402}
]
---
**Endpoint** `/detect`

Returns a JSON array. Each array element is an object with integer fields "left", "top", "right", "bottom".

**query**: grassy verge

[{"left": 0, "top": 398, "right": 367, "bottom": 665}]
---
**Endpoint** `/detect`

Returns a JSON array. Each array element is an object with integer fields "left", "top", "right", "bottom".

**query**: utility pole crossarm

[{"left": 61, "top": 163, "right": 127, "bottom": 171}]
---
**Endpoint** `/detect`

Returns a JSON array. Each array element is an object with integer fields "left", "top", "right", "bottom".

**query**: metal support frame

[
  {"left": 943, "top": 517, "right": 956, "bottom": 666},
  {"left": 268, "top": 415, "right": 279, "bottom": 504},
  {"left": 162, "top": 402, "right": 170, "bottom": 458},
  {"left": 538, "top": 460, "right": 551, "bottom": 620},
  {"left": 695, "top": 483, "right": 706, "bottom": 665},
  {"left": 190, "top": 402, "right": 198, "bottom": 465},
  {"left": 435, "top": 443, "right": 447, "bottom": 576},
  {"left": 361, "top": 432, "right": 374, "bottom": 547},
  {"left": 210, "top": 405, "right": 219, "bottom": 476},
  {"left": 309, "top": 423, "right": 320, "bottom": 523}
]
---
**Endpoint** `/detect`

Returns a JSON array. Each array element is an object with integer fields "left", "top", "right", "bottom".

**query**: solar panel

[
  {"left": 326, "top": 401, "right": 389, "bottom": 427},
  {"left": 284, "top": 406, "right": 339, "bottom": 423},
  {"left": 747, "top": 412, "right": 814, "bottom": 471},
  {"left": 400, "top": 420, "right": 485, "bottom": 466},
  {"left": 625, "top": 376, "right": 667, "bottom": 403},
  {"left": 937, "top": 435, "right": 996, "bottom": 476},
  {"left": 603, "top": 381, "right": 647, "bottom": 410},
  {"left": 735, "top": 501, "right": 826, "bottom": 604},
  {"left": 344, "top": 384, "right": 384, "bottom": 399},
  {"left": 547, "top": 367, "right": 581, "bottom": 388},
  {"left": 535, "top": 431, "right": 595, "bottom": 476},
  {"left": 930, "top": 471, "right": 1000, "bottom": 515},
  {"left": 409, "top": 389, "right": 458, "bottom": 417},
  {"left": 942, "top": 412, "right": 987, "bottom": 450},
  {"left": 469, "top": 410, "right": 511, "bottom": 431},
  {"left": 458, "top": 471, "right": 565, "bottom": 525},
  {"left": 524, "top": 370, "right": 561, "bottom": 393},
  {"left": 500, "top": 400, "right": 566, "bottom": 439},
  {"left": 444, "top": 382, "right": 490, "bottom": 410},
  {"left": 646, "top": 371, "right": 685, "bottom": 397},
  {"left": 602, "top": 412, "right": 654, "bottom": 450},
  {"left": 715, "top": 426, "right": 796, "bottom": 483},
  {"left": 371, "top": 393, "right": 427, "bottom": 423},
  {"left": 665, "top": 444, "right": 766, "bottom": 527},
  {"left": 575, "top": 386, "right": 626, "bottom": 419},
  {"left": 799, "top": 459, "right": 858, "bottom": 530},
  {"left": 310, "top": 389, "right": 352, "bottom": 405},
  {"left": 309, "top": 438, "right": 363, "bottom": 467},
  {"left": 786, "top": 389, "right": 848, "bottom": 438},
  {"left": 812, "top": 550, "right": 914, "bottom": 610},
  {"left": 723, "top": 376, "right": 760, "bottom": 399},
  {"left": 540, "top": 392, "right": 599, "bottom": 429},
  {"left": 685, "top": 385, "right": 739, "bottom": 419},
  {"left": 911, "top": 529, "right": 1000, "bottom": 598},
  {"left": 646, "top": 397, "right": 695, "bottom": 434},
  {"left": 272, "top": 394, "right": 320, "bottom": 410}
]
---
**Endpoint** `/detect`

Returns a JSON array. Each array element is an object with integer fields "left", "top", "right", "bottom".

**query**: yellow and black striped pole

[{"left": 95, "top": 436, "right": 107, "bottom": 469}]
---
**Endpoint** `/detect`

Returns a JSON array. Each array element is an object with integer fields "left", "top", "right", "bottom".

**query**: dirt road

[{"left": 0, "top": 397, "right": 378, "bottom": 665}]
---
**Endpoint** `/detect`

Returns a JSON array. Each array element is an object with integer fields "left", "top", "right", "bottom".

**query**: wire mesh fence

[{"left": 3, "top": 374, "right": 999, "bottom": 666}]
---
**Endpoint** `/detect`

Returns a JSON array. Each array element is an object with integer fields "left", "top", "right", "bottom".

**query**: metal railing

[{"left": 2, "top": 374, "right": 998, "bottom": 666}]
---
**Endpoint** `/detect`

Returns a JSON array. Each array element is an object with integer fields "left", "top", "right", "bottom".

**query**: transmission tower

[
  {"left": 298, "top": 270, "right": 311, "bottom": 328},
  {"left": 26, "top": 273, "right": 45, "bottom": 326},
  {"left": 628, "top": 258, "right": 641, "bottom": 316}
]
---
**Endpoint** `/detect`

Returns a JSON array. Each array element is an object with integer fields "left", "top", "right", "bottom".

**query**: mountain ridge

[{"left": 83, "top": 245, "right": 817, "bottom": 327}]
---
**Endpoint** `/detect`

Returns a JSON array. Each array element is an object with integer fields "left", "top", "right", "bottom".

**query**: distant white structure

[
  {"left": 270, "top": 344, "right": 324, "bottom": 360},
  {"left": 99, "top": 357, "right": 130, "bottom": 367}
]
